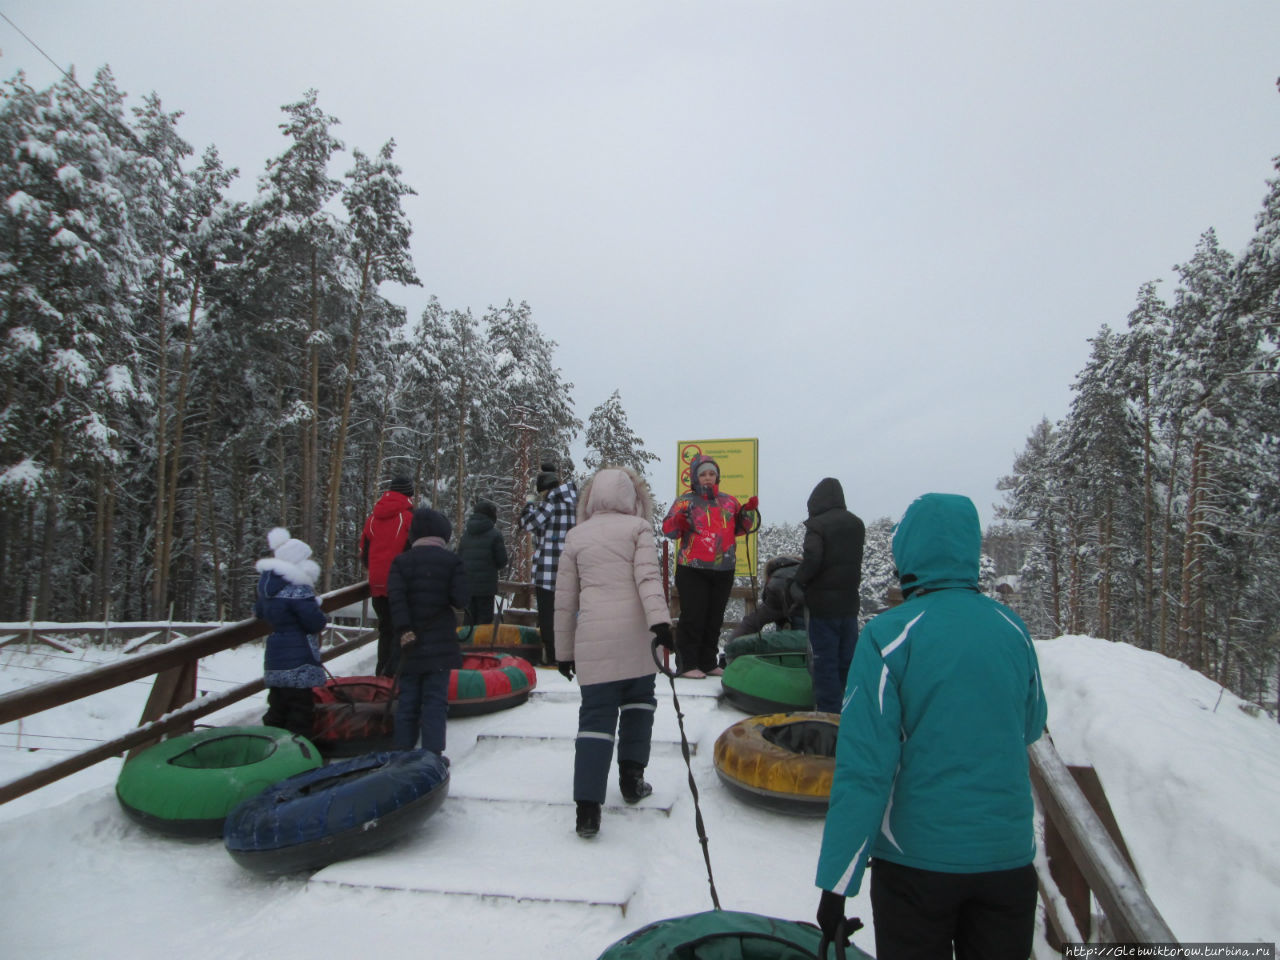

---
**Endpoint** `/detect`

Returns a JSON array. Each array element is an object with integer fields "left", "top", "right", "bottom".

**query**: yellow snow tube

[
  {"left": 713, "top": 712, "right": 839, "bottom": 817},
  {"left": 456, "top": 623, "right": 539, "bottom": 648}
]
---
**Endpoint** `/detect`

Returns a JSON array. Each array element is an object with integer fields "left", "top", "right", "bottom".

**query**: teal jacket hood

[{"left": 892, "top": 493, "right": 981, "bottom": 598}]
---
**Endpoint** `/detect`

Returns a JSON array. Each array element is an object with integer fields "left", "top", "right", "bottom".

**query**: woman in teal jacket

[{"left": 814, "top": 493, "right": 1047, "bottom": 960}]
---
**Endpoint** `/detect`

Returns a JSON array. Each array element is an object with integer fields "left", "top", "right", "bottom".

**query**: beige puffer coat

[{"left": 553, "top": 466, "right": 672, "bottom": 685}]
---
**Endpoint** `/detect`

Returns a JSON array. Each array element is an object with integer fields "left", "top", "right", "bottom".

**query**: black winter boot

[
  {"left": 618, "top": 761, "right": 653, "bottom": 804},
  {"left": 575, "top": 801, "right": 601, "bottom": 838}
]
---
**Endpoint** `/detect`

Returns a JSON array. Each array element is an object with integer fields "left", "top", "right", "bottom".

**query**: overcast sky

[{"left": 3, "top": 1, "right": 1278, "bottom": 530}]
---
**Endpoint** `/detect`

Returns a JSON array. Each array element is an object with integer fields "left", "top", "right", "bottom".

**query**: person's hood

[
  {"left": 410, "top": 507, "right": 452, "bottom": 543},
  {"left": 372, "top": 489, "right": 412, "bottom": 519},
  {"left": 688, "top": 455, "right": 720, "bottom": 496},
  {"left": 763, "top": 555, "right": 801, "bottom": 578},
  {"left": 892, "top": 493, "right": 981, "bottom": 598},
  {"left": 578, "top": 466, "right": 653, "bottom": 522},
  {"left": 805, "top": 477, "right": 846, "bottom": 518},
  {"left": 465, "top": 512, "right": 496, "bottom": 535}
]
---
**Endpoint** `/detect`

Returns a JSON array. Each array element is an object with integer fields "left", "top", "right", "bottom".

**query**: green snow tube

[
  {"left": 597, "top": 909, "right": 872, "bottom": 959},
  {"left": 116, "top": 726, "right": 322, "bottom": 838},
  {"left": 721, "top": 652, "right": 815, "bottom": 715},
  {"left": 723, "top": 629, "right": 809, "bottom": 663}
]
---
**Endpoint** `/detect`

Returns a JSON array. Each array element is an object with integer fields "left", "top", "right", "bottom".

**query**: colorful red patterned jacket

[{"left": 661, "top": 455, "right": 756, "bottom": 572}]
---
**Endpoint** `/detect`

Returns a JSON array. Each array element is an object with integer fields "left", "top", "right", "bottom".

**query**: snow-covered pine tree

[
  {"left": 996, "top": 418, "right": 1066, "bottom": 637},
  {"left": 1120, "top": 280, "right": 1171, "bottom": 649},
  {"left": 0, "top": 68, "right": 146, "bottom": 618},
  {"left": 583, "top": 390, "right": 659, "bottom": 477},
  {"left": 486, "top": 300, "right": 581, "bottom": 528},
  {"left": 241, "top": 90, "right": 345, "bottom": 546},
  {"left": 1164, "top": 230, "right": 1247, "bottom": 670},
  {"left": 1059, "top": 325, "right": 1144, "bottom": 640},
  {"left": 129, "top": 91, "right": 196, "bottom": 616},
  {"left": 162, "top": 146, "right": 245, "bottom": 618},
  {"left": 858, "top": 516, "right": 898, "bottom": 622},
  {"left": 321, "top": 139, "right": 420, "bottom": 586}
]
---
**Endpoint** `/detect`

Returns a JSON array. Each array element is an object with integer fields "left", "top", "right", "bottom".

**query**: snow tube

[
  {"left": 455, "top": 619, "right": 540, "bottom": 660},
  {"left": 116, "top": 726, "right": 322, "bottom": 838},
  {"left": 714, "top": 712, "right": 839, "bottom": 816},
  {"left": 597, "top": 909, "right": 872, "bottom": 959},
  {"left": 223, "top": 749, "right": 449, "bottom": 875},
  {"left": 311, "top": 675, "right": 396, "bottom": 756},
  {"left": 448, "top": 653, "right": 536, "bottom": 717},
  {"left": 723, "top": 629, "right": 809, "bottom": 663},
  {"left": 721, "top": 651, "right": 814, "bottom": 714}
]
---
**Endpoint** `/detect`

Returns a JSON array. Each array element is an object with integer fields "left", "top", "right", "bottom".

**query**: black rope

[{"left": 651, "top": 637, "right": 721, "bottom": 910}]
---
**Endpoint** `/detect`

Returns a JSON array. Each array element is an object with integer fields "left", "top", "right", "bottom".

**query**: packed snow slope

[{"left": 0, "top": 632, "right": 1277, "bottom": 957}]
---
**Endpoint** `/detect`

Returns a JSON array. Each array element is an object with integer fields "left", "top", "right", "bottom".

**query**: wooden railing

[
  {"left": 0, "top": 582, "right": 372, "bottom": 806},
  {"left": 1030, "top": 737, "right": 1177, "bottom": 943}
]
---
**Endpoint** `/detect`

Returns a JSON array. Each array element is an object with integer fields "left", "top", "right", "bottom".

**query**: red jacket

[{"left": 360, "top": 491, "right": 413, "bottom": 596}]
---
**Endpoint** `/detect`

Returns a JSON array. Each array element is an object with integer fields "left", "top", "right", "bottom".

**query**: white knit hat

[
  {"left": 276, "top": 538, "right": 312, "bottom": 566},
  {"left": 266, "top": 527, "right": 313, "bottom": 566}
]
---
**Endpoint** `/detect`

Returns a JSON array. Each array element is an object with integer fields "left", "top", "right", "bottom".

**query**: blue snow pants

[
  {"left": 394, "top": 669, "right": 450, "bottom": 754},
  {"left": 574, "top": 674, "right": 657, "bottom": 804},
  {"left": 807, "top": 615, "right": 858, "bottom": 714}
]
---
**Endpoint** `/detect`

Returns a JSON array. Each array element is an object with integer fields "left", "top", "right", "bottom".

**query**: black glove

[
  {"left": 650, "top": 623, "right": 675, "bottom": 652},
  {"left": 816, "top": 890, "right": 863, "bottom": 950},
  {"left": 557, "top": 660, "right": 575, "bottom": 681},
  {"left": 788, "top": 580, "right": 806, "bottom": 607}
]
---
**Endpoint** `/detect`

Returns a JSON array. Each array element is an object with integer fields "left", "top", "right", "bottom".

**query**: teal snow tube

[
  {"left": 721, "top": 651, "right": 815, "bottom": 714},
  {"left": 597, "top": 909, "right": 872, "bottom": 959},
  {"left": 116, "top": 726, "right": 322, "bottom": 837}
]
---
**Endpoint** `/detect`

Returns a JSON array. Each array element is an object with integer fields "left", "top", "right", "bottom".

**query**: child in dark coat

[
  {"left": 255, "top": 527, "right": 328, "bottom": 737},
  {"left": 387, "top": 508, "right": 469, "bottom": 756}
]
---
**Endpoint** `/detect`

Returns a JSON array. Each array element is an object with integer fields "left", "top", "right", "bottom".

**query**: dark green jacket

[{"left": 457, "top": 512, "right": 508, "bottom": 596}]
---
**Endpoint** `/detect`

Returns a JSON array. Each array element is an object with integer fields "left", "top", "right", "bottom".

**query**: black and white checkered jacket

[{"left": 519, "top": 480, "right": 578, "bottom": 590}]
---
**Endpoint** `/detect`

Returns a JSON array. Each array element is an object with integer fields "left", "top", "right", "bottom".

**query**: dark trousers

[
  {"left": 372, "top": 594, "right": 398, "bottom": 677},
  {"left": 674, "top": 566, "right": 735, "bottom": 673},
  {"left": 394, "top": 669, "right": 451, "bottom": 754},
  {"left": 467, "top": 594, "right": 495, "bottom": 626},
  {"left": 536, "top": 587, "right": 556, "bottom": 663},
  {"left": 574, "top": 674, "right": 657, "bottom": 804},
  {"left": 264, "top": 687, "right": 314, "bottom": 738},
  {"left": 807, "top": 615, "right": 858, "bottom": 713},
  {"left": 870, "top": 859, "right": 1038, "bottom": 960}
]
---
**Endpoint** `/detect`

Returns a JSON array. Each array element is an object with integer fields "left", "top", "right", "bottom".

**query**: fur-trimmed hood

[
  {"left": 577, "top": 465, "right": 655, "bottom": 523},
  {"left": 257, "top": 526, "right": 320, "bottom": 587},
  {"left": 255, "top": 554, "right": 320, "bottom": 587}
]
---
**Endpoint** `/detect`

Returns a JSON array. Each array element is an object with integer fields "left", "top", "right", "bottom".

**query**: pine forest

[{"left": 1, "top": 67, "right": 1277, "bottom": 713}]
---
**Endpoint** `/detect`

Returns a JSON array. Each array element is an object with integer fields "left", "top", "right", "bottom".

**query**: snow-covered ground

[{"left": 1, "top": 633, "right": 1277, "bottom": 958}]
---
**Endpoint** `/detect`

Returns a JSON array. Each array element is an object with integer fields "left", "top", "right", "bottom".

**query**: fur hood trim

[
  {"left": 577, "top": 465, "right": 655, "bottom": 522},
  {"left": 255, "top": 555, "right": 320, "bottom": 587}
]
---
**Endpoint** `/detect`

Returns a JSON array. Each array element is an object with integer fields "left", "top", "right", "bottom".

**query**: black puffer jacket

[
  {"left": 457, "top": 505, "right": 508, "bottom": 596},
  {"left": 387, "top": 508, "right": 468, "bottom": 674},
  {"left": 793, "top": 477, "right": 866, "bottom": 618}
]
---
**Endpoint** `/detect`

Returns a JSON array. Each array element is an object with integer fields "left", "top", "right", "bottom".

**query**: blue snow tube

[{"left": 223, "top": 749, "right": 449, "bottom": 875}]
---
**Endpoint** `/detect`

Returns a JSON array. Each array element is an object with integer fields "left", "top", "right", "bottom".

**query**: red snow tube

[
  {"left": 311, "top": 675, "right": 396, "bottom": 757},
  {"left": 448, "top": 654, "right": 536, "bottom": 717}
]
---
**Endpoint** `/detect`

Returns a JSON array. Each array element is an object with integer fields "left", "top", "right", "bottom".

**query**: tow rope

[{"left": 651, "top": 637, "right": 721, "bottom": 910}]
